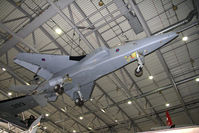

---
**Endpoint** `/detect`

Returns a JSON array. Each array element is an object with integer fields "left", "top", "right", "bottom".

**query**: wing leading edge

[{"left": 14, "top": 53, "right": 80, "bottom": 80}]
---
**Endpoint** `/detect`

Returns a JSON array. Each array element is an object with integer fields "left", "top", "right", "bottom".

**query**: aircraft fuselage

[{"left": 53, "top": 32, "right": 178, "bottom": 88}]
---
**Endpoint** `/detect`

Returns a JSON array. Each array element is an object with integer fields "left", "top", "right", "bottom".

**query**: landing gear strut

[
  {"left": 74, "top": 91, "right": 84, "bottom": 107},
  {"left": 135, "top": 52, "right": 144, "bottom": 77},
  {"left": 54, "top": 84, "right": 64, "bottom": 95}
]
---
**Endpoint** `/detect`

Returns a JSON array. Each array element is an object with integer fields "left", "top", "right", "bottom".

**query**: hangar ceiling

[{"left": 0, "top": 0, "right": 199, "bottom": 132}]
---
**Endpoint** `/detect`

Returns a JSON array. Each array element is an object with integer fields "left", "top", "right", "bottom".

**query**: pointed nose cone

[
  {"left": 154, "top": 32, "right": 179, "bottom": 48},
  {"left": 138, "top": 32, "right": 179, "bottom": 55},
  {"left": 164, "top": 32, "right": 179, "bottom": 41}
]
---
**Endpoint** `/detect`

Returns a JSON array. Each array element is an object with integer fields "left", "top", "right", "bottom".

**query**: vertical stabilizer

[{"left": 166, "top": 111, "right": 175, "bottom": 128}]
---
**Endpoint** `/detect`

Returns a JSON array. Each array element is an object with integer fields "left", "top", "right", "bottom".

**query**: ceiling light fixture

[
  {"left": 165, "top": 103, "right": 170, "bottom": 107},
  {"left": 61, "top": 108, "right": 66, "bottom": 112},
  {"left": 98, "top": 0, "right": 104, "bottom": 6},
  {"left": 195, "top": 78, "right": 199, "bottom": 82},
  {"left": 88, "top": 127, "right": 92, "bottom": 130},
  {"left": 115, "top": 119, "right": 118, "bottom": 122},
  {"left": 55, "top": 28, "right": 62, "bottom": 35},
  {"left": 26, "top": 82, "right": 30, "bottom": 85},
  {"left": 73, "top": 130, "right": 76, "bottom": 133},
  {"left": 8, "top": 92, "right": 12, "bottom": 96},
  {"left": 127, "top": 100, "right": 132, "bottom": 105},
  {"left": 45, "top": 113, "right": 49, "bottom": 117},
  {"left": 148, "top": 75, "right": 153, "bottom": 80},
  {"left": 2, "top": 68, "right": 6, "bottom": 71},
  {"left": 101, "top": 108, "right": 106, "bottom": 113},
  {"left": 79, "top": 116, "right": 83, "bottom": 120},
  {"left": 44, "top": 126, "right": 47, "bottom": 130},
  {"left": 182, "top": 36, "right": 188, "bottom": 41}
]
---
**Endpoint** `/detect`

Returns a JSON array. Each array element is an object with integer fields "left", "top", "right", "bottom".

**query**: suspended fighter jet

[{"left": 11, "top": 32, "right": 178, "bottom": 106}]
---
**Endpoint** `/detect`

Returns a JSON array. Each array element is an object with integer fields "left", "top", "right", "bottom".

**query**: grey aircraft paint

[{"left": 12, "top": 32, "right": 178, "bottom": 106}]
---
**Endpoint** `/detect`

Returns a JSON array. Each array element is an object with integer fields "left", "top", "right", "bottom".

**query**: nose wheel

[
  {"left": 75, "top": 98, "right": 84, "bottom": 107},
  {"left": 134, "top": 51, "right": 144, "bottom": 77},
  {"left": 135, "top": 67, "right": 143, "bottom": 77}
]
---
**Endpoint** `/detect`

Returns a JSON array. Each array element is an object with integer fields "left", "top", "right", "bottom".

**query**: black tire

[
  {"left": 75, "top": 98, "right": 84, "bottom": 107},
  {"left": 33, "top": 75, "right": 39, "bottom": 81},
  {"left": 57, "top": 87, "right": 64, "bottom": 95},
  {"left": 54, "top": 84, "right": 60, "bottom": 92},
  {"left": 135, "top": 67, "right": 143, "bottom": 77}
]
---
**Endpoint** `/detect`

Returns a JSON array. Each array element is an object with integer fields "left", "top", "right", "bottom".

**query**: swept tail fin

[{"left": 166, "top": 110, "right": 175, "bottom": 128}]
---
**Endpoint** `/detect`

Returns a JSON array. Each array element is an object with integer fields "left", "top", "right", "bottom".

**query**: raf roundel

[
  {"left": 41, "top": 58, "right": 46, "bottom": 61},
  {"left": 116, "top": 48, "right": 120, "bottom": 52}
]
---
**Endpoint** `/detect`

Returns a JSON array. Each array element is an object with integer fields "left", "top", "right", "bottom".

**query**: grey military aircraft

[
  {"left": 0, "top": 95, "right": 44, "bottom": 130},
  {"left": 10, "top": 32, "right": 178, "bottom": 106}
]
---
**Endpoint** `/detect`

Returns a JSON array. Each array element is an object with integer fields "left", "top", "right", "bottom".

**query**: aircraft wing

[
  {"left": 65, "top": 82, "right": 94, "bottom": 101},
  {"left": 14, "top": 53, "right": 79, "bottom": 80},
  {"left": 0, "top": 95, "right": 47, "bottom": 129}
]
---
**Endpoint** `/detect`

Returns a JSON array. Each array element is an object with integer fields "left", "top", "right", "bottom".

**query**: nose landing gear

[
  {"left": 135, "top": 52, "right": 144, "bottom": 77},
  {"left": 135, "top": 67, "right": 143, "bottom": 77}
]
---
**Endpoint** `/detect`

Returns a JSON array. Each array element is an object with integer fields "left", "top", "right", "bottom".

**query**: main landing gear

[
  {"left": 135, "top": 52, "right": 144, "bottom": 77},
  {"left": 54, "top": 84, "right": 64, "bottom": 95},
  {"left": 33, "top": 74, "right": 39, "bottom": 81},
  {"left": 74, "top": 91, "right": 84, "bottom": 107}
]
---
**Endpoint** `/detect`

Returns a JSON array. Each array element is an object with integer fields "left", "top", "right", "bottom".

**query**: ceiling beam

[
  {"left": 0, "top": 0, "right": 74, "bottom": 56},
  {"left": 73, "top": 2, "right": 109, "bottom": 48},
  {"left": 39, "top": 26, "right": 69, "bottom": 55},
  {"left": 47, "top": 0, "right": 95, "bottom": 51},
  {"left": 0, "top": 22, "right": 38, "bottom": 53},
  {"left": 95, "top": 83, "right": 142, "bottom": 132},
  {"left": 114, "top": 0, "right": 143, "bottom": 34},
  {"left": 7, "top": 0, "right": 69, "bottom": 55},
  {"left": 49, "top": 103, "right": 91, "bottom": 132}
]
